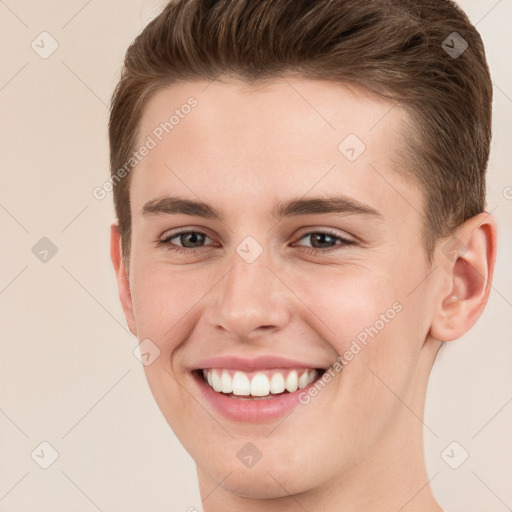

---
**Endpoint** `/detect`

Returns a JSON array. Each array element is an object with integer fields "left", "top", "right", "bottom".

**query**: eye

[
  {"left": 156, "top": 228, "right": 356, "bottom": 255},
  {"left": 294, "top": 230, "right": 356, "bottom": 252},
  {"left": 158, "top": 230, "right": 215, "bottom": 252}
]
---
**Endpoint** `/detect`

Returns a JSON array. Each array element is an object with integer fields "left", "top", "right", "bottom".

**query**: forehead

[{"left": 131, "top": 78, "right": 421, "bottom": 221}]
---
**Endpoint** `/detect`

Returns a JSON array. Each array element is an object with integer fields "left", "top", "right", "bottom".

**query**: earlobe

[
  {"left": 430, "top": 212, "right": 497, "bottom": 342},
  {"left": 110, "top": 222, "right": 137, "bottom": 336}
]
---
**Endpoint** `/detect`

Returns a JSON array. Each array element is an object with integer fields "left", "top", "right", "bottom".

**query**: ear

[
  {"left": 430, "top": 212, "right": 497, "bottom": 342},
  {"left": 110, "top": 222, "right": 137, "bottom": 336}
]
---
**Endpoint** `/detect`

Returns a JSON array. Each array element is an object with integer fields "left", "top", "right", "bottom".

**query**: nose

[{"left": 208, "top": 253, "right": 292, "bottom": 341}]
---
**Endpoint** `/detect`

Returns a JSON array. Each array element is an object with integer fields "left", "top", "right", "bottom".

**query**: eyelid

[
  {"left": 160, "top": 225, "right": 212, "bottom": 239},
  {"left": 159, "top": 228, "right": 215, "bottom": 245},
  {"left": 293, "top": 227, "right": 356, "bottom": 244}
]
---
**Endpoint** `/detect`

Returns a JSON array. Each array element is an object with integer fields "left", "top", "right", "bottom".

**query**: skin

[{"left": 110, "top": 78, "right": 497, "bottom": 512}]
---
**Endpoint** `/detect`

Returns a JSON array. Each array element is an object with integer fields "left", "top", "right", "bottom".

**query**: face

[{"left": 117, "top": 78, "right": 443, "bottom": 499}]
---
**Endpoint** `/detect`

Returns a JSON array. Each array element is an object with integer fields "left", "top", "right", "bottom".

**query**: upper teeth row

[{"left": 203, "top": 369, "right": 318, "bottom": 397}]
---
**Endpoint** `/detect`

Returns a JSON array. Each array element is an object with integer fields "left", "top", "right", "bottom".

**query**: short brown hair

[{"left": 109, "top": 0, "right": 492, "bottom": 265}]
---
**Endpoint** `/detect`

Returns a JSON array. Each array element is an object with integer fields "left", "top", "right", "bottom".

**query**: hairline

[{"left": 119, "top": 75, "right": 439, "bottom": 268}]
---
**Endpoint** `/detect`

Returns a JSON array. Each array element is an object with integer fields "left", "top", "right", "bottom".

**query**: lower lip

[{"left": 193, "top": 371, "right": 317, "bottom": 423}]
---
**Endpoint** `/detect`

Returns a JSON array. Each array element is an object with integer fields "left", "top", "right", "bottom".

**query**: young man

[{"left": 109, "top": 1, "right": 497, "bottom": 510}]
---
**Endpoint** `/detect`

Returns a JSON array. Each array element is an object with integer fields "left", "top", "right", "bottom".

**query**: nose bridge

[{"left": 211, "top": 247, "right": 291, "bottom": 339}]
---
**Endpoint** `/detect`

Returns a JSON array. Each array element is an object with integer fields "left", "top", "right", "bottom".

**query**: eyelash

[{"left": 157, "top": 229, "right": 356, "bottom": 255}]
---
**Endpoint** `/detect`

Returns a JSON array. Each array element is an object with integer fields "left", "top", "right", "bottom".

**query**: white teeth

[
  {"left": 298, "top": 370, "right": 310, "bottom": 389},
  {"left": 270, "top": 373, "right": 285, "bottom": 394},
  {"left": 211, "top": 370, "right": 223, "bottom": 392},
  {"left": 285, "top": 370, "right": 299, "bottom": 392},
  {"left": 221, "top": 371, "right": 233, "bottom": 393},
  {"left": 203, "top": 368, "right": 318, "bottom": 397},
  {"left": 251, "top": 373, "right": 270, "bottom": 396},
  {"left": 232, "top": 371, "right": 251, "bottom": 396}
]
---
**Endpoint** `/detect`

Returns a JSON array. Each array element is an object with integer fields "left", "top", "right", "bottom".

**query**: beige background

[{"left": 0, "top": 1, "right": 510, "bottom": 511}]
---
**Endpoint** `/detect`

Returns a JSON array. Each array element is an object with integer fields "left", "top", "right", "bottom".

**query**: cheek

[
  {"left": 293, "top": 263, "right": 422, "bottom": 394},
  {"left": 129, "top": 262, "right": 210, "bottom": 342},
  {"left": 293, "top": 263, "right": 400, "bottom": 346}
]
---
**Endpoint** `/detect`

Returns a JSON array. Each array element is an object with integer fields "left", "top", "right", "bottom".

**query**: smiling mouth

[{"left": 198, "top": 368, "right": 325, "bottom": 399}]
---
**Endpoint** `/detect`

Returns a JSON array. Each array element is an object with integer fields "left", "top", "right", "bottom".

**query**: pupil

[
  {"left": 311, "top": 233, "right": 335, "bottom": 248},
  {"left": 181, "top": 232, "right": 205, "bottom": 247}
]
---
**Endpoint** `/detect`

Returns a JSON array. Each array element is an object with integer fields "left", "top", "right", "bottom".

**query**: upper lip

[{"left": 191, "top": 355, "right": 328, "bottom": 372}]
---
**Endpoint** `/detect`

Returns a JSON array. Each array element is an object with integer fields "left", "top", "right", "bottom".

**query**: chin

[
  {"left": 211, "top": 467, "right": 305, "bottom": 500},
  {"left": 199, "top": 449, "right": 318, "bottom": 500}
]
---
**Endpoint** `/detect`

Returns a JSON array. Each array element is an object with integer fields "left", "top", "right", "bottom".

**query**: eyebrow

[{"left": 141, "top": 195, "right": 381, "bottom": 220}]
